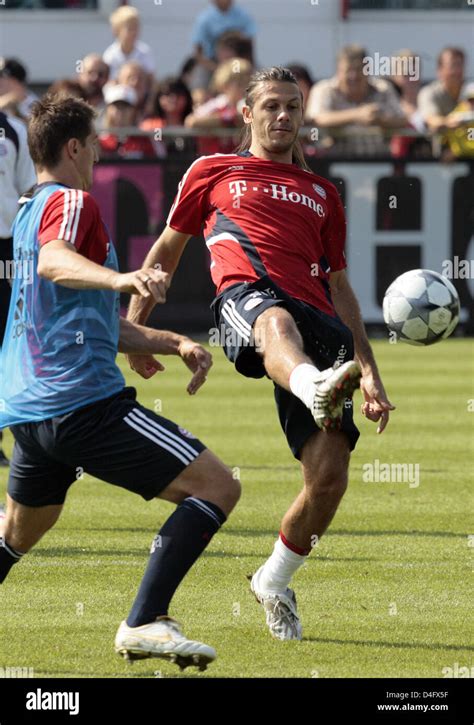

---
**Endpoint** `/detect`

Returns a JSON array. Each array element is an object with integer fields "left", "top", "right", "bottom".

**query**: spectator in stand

[
  {"left": 116, "top": 60, "right": 150, "bottom": 118},
  {"left": 417, "top": 47, "right": 469, "bottom": 133},
  {"left": 0, "top": 58, "right": 38, "bottom": 120},
  {"left": 190, "top": 0, "right": 256, "bottom": 90},
  {"left": 77, "top": 53, "right": 110, "bottom": 110},
  {"left": 306, "top": 45, "right": 406, "bottom": 156},
  {"left": 142, "top": 77, "right": 193, "bottom": 131},
  {"left": 141, "top": 77, "right": 194, "bottom": 155},
  {"left": 103, "top": 5, "right": 155, "bottom": 81},
  {"left": 99, "top": 84, "right": 157, "bottom": 160},
  {"left": 180, "top": 56, "right": 198, "bottom": 87},
  {"left": 215, "top": 30, "right": 254, "bottom": 65},
  {"left": 185, "top": 57, "right": 252, "bottom": 155},
  {"left": 388, "top": 50, "right": 429, "bottom": 159},
  {"left": 180, "top": 56, "right": 210, "bottom": 108},
  {"left": 286, "top": 63, "right": 315, "bottom": 114},
  {"left": 389, "top": 50, "right": 421, "bottom": 121}
]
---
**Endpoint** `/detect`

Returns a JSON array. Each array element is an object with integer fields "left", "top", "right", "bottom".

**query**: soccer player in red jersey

[{"left": 127, "top": 67, "right": 395, "bottom": 640}]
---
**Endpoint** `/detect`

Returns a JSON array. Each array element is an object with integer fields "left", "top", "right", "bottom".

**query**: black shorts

[
  {"left": 8, "top": 387, "right": 206, "bottom": 507},
  {"left": 211, "top": 276, "right": 360, "bottom": 459}
]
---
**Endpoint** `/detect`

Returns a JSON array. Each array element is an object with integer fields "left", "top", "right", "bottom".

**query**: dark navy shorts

[
  {"left": 211, "top": 276, "right": 360, "bottom": 459},
  {"left": 8, "top": 387, "right": 206, "bottom": 507}
]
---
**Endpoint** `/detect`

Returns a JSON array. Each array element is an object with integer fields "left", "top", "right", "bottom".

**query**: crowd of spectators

[{"left": 1, "top": 0, "right": 473, "bottom": 160}]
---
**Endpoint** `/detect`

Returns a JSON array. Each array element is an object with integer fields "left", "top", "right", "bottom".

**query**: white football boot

[
  {"left": 115, "top": 616, "right": 216, "bottom": 671},
  {"left": 249, "top": 569, "right": 303, "bottom": 641},
  {"left": 311, "top": 360, "right": 361, "bottom": 431}
]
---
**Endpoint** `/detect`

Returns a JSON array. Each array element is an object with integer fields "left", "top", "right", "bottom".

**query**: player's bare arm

[
  {"left": 38, "top": 238, "right": 170, "bottom": 301},
  {"left": 126, "top": 226, "right": 191, "bottom": 324},
  {"left": 126, "top": 227, "right": 191, "bottom": 377},
  {"left": 118, "top": 318, "right": 212, "bottom": 395},
  {"left": 330, "top": 268, "right": 395, "bottom": 433}
]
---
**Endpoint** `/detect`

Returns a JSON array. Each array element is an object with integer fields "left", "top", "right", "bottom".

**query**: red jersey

[
  {"left": 167, "top": 152, "right": 346, "bottom": 317},
  {"left": 38, "top": 186, "right": 109, "bottom": 265}
]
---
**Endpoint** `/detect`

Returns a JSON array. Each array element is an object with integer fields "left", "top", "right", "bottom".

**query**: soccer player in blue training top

[
  {"left": 0, "top": 94, "right": 240, "bottom": 671},
  {"left": 126, "top": 67, "right": 395, "bottom": 641}
]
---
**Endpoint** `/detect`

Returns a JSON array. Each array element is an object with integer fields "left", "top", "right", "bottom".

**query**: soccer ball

[{"left": 383, "top": 269, "right": 460, "bottom": 346}]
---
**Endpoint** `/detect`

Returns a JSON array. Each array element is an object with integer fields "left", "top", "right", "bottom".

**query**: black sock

[
  {"left": 0, "top": 538, "right": 24, "bottom": 583},
  {"left": 126, "top": 497, "right": 226, "bottom": 628}
]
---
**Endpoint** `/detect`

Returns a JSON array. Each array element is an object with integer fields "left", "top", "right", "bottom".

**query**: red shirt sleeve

[
  {"left": 38, "top": 189, "right": 108, "bottom": 265},
  {"left": 166, "top": 157, "right": 211, "bottom": 236},
  {"left": 321, "top": 185, "right": 347, "bottom": 273}
]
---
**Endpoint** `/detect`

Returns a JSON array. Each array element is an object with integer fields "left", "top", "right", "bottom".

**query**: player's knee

[
  {"left": 179, "top": 450, "right": 240, "bottom": 515},
  {"left": 3, "top": 527, "right": 33, "bottom": 554},
  {"left": 255, "top": 306, "right": 299, "bottom": 349},
  {"left": 4, "top": 513, "right": 60, "bottom": 554},
  {"left": 208, "top": 464, "right": 241, "bottom": 515}
]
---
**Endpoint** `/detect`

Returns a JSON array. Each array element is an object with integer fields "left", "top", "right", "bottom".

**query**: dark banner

[{"left": 91, "top": 158, "right": 474, "bottom": 334}]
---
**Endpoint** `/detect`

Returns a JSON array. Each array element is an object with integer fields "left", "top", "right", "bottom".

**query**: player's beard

[{"left": 265, "top": 127, "right": 299, "bottom": 157}]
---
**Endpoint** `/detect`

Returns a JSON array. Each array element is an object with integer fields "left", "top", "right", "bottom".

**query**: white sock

[
  {"left": 255, "top": 536, "right": 308, "bottom": 594},
  {"left": 289, "top": 363, "right": 320, "bottom": 410}
]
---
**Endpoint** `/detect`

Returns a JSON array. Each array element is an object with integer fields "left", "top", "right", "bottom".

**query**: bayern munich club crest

[
  {"left": 313, "top": 184, "right": 327, "bottom": 199},
  {"left": 179, "top": 426, "right": 196, "bottom": 439}
]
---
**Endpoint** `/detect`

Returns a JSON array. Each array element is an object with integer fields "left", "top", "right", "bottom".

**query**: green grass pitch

[{"left": 1, "top": 339, "right": 473, "bottom": 678}]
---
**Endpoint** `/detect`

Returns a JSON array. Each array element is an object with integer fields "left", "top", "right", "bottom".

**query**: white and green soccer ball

[{"left": 383, "top": 269, "right": 460, "bottom": 346}]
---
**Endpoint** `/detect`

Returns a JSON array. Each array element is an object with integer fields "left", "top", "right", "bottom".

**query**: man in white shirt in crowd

[
  {"left": 0, "top": 58, "right": 38, "bottom": 121},
  {"left": 306, "top": 45, "right": 406, "bottom": 156},
  {"left": 417, "top": 47, "right": 469, "bottom": 133}
]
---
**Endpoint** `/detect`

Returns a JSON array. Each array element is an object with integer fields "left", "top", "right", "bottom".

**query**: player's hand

[
  {"left": 178, "top": 339, "right": 213, "bottom": 395},
  {"left": 113, "top": 268, "right": 170, "bottom": 303},
  {"left": 126, "top": 353, "right": 165, "bottom": 379},
  {"left": 360, "top": 371, "right": 396, "bottom": 434}
]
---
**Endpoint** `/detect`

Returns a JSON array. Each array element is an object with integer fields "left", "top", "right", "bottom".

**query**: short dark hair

[
  {"left": 216, "top": 31, "right": 254, "bottom": 63},
  {"left": 286, "top": 64, "right": 314, "bottom": 88},
  {"left": 438, "top": 47, "right": 465, "bottom": 67},
  {"left": 28, "top": 94, "right": 96, "bottom": 169},
  {"left": 337, "top": 44, "right": 367, "bottom": 65}
]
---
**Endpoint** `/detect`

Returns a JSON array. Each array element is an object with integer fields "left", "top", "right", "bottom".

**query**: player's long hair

[{"left": 235, "top": 66, "right": 312, "bottom": 172}]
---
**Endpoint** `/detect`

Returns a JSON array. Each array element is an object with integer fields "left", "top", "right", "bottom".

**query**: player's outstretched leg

[
  {"left": 250, "top": 431, "right": 350, "bottom": 640},
  {"left": 0, "top": 495, "right": 63, "bottom": 583},
  {"left": 253, "top": 307, "right": 361, "bottom": 431},
  {"left": 115, "top": 450, "right": 240, "bottom": 671}
]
